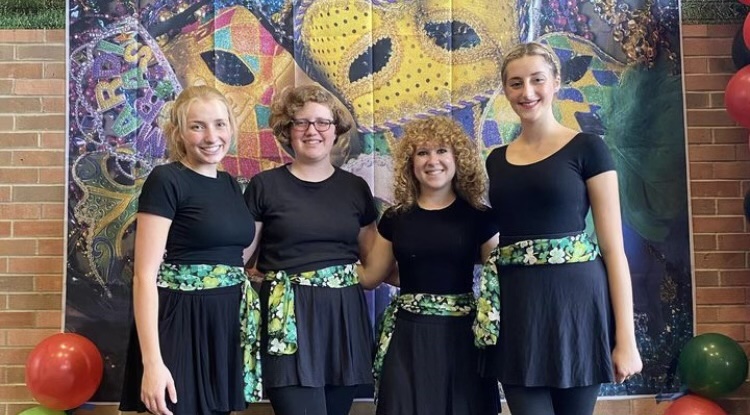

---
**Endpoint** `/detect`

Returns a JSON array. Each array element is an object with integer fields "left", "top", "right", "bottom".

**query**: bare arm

[
  {"left": 242, "top": 221, "right": 263, "bottom": 268},
  {"left": 132, "top": 213, "right": 177, "bottom": 415},
  {"left": 358, "top": 230, "right": 397, "bottom": 289},
  {"left": 480, "top": 233, "right": 500, "bottom": 263},
  {"left": 588, "top": 171, "right": 643, "bottom": 382}
]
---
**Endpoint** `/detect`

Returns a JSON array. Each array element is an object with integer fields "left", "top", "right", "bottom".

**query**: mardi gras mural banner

[{"left": 67, "top": 0, "right": 691, "bottom": 401}]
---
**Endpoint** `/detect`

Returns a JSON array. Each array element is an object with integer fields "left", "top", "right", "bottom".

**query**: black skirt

[
  {"left": 480, "top": 259, "right": 615, "bottom": 387},
  {"left": 119, "top": 284, "right": 246, "bottom": 414},
  {"left": 376, "top": 312, "right": 500, "bottom": 415},
  {"left": 259, "top": 281, "right": 374, "bottom": 388}
]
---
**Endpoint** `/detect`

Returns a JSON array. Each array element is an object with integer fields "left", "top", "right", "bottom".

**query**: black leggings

[
  {"left": 503, "top": 384, "right": 601, "bottom": 415},
  {"left": 266, "top": 385, "right": 359, "bottom": 415}
]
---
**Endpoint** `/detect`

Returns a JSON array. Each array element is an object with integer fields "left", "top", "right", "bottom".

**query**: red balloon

[
  {"left": 25, "top": 333, "right": 103, "bottom": 410},
  {"left": 725, "top": 65, "right": 750, "bottom": 128},
  {"left": 744, "top": 15, "right": 750, "bottom": 52},
  {"left": 664, "top": 395, "right": 727, "bottom": 415},
  {"left": 741, "top": 0, "right": 750, "bottom": 6}
]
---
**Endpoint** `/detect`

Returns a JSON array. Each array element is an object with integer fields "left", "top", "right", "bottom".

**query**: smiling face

[
  {"left": 180, "top": 98, "right": 232, "bottom": 174},
  {"left": 502, "top": 55, "right": 561, "bottom": 124},
  {"left": 412, "top": 141, "right": 456, "bottom": 195},
  {"left": 289, "top": 101, "right": 337, "bottom": 164}
]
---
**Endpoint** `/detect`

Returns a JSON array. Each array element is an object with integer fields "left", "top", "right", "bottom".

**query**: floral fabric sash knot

[
  {"left": 157, "top": 263, "right": 263, "bottom": 403},
  {"left": 473, "top": 232, "right": 600, "bottom": 348},
  {"left": 373, "top": 292, "right": 475, "bottom": 401},
  {"left": 264, "top": 263, "right": 358, "bottom": 355}
]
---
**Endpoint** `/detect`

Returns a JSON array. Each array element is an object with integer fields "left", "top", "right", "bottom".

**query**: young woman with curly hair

[{"left": 359, "top": 115, "right": 500, "bottom": 415}]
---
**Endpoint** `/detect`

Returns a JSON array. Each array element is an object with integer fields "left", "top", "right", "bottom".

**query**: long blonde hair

[{"left": 163, "top": 85, "right": 237, "bottom": 162}]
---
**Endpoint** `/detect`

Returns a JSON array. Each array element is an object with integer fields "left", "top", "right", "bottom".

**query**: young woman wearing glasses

[{"left": 243, "top": 85, "right": 377, "bottom": 415}]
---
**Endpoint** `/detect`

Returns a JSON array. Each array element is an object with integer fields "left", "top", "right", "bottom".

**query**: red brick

[
  {"left": 6, "top": 294, "right": 61, "bottom": 310},
  {"left": 721, "top": 270, "right": 750, "bottom": 286},
  {"left": 15, "top": 45, "right": 65, "bottom": 61},
  {"left": 701, "top": 24, "right": 741, "bottom": 38},
  {"left": 13, "top": 79, "right": 64, "bottom": 96},
  {"left": 0, "top": 384, "right": 32, "bottom": 401},
  {"left": 0, "top": 348, "right": 30, "bottom": 365},
  {"left": 0, "top": 97, "right": 42, "bottom": 113},
  {"left": 694, "top": 252, "right": 746, "bottom": 269},
  {"left": 41, "top": 204, "right": 63, "bottom": 219},
  {"left": 682, "top": 25, "right": 709, "bottom": 38},
  {"left": 0, "top": 168, "right": 38, "bottom": 184},
  {"left": 684, "top": 74, "right": 734, "bottom": 91},
  {"left": 34, "top": 275, "right": 62, "bottom": 292},
  {"left": 683, "top": 57, "right": 707, "bottom": 74},
  {"left": 12, "top": 185, "right": 64, "bottom": 202},
  {"left": 683, "top": 37, "right": 734, "bottom": 56},
  {"left": 40, "top": 132, "right": 64, "bottom": 148},
  {"left": 0, "top": 45, "right": 15, "bottom": 61},
  {"left": 693, "top": 216, "right": 745, "bottom": 233},
  {"left": 717, "top": 198, "right": 744, "bottom": 215},
  {"left": 708, "top": 57, "right": 738, "bottom": 74},
  {"left": 735, "top": 143, "right": 750, "bottom": 161},
  {"left": 692, "top": 198, "right": 716, "bottom": 215},
  {"left": 0, "top": 204, "right": 41, "bottom": 219},
  {"left": 8, "top": 257, "right": 62, "bottom": 274},
  {"left": 714, "top": 127, "right": 749, "bottom": 144},
  {"left": 15, "top": 114, "right": 65, "bottom": 131},
  {"left": 685, "top": 92, "right": 709, "bottom": 109},
  {"left": 45, "top": 30, "right": 66, "bottom": 43},
  {"left": 5, "top": 328, "right": 59, "bottom": 346},
  {"left": 11, "top": 151, "right": 63, "bottom": 167},
  {"left": 691, "top": 181, "right": 740, "bottom": 197},
  {"left": 13, "top": 220, "right": 63, "bottom": 237},
  {"left": 41, "top": 97, "right": 65, "bottom": 113},
  {"left": 696, "top": 323, "right": 747, "bottom": 340},
  {"left": 0, "top": 240, "right": 36, "bottom": 256},
  {"left": 688, "top": 144, "right": 735, "bottom": 161},
  {"left": 0, "top": 62, "right": 43, "bottom": 79},
  {"left": 697, "top": 287, "right": 747, "bottom": 304},
  {"left": 39, "top": 167, "right": 64, "bottom": 184},
  {"left": 717, "top": 305, "right": 750, "bottom": 322},
  {"left": 714, "top": 162, "right": 750, "bottom": 179},
  {"left": 35, "top": 310, "right": 62, "bottom": 328},
  {"left": 687, "top": 109, "right": 739, "bottom": 127},
  {"left": 690, "top": 162, "right": 713, "bottom": 179},
  {"left": 0, "top": 79, "right": 11, "bottom": 94},
  {"left": 43, "top": 62, "right": 65, "bottom": 79},
  {"left": 693, "top": 234, "right": 717, "bottom": 250},
  {"left": 0, "top": 30, "right": 45, "bottom": 43},
  {"left": 687, "top": 127, "right": 713, "bottom": 144},
  {"left": 37, "top": 239, "right": 63, "bottom": 255},
  {"left": 3, "top": 366, "right": 25, "bottom": 383},
  {"left": 0, "top": 115, "right": 15, "bottom": 130},
  {"left": 710, "top": 92, "right": 725, "bottom": 108},
  {"left": 718, "top": 233, "right": 750, "bottom": 250},
  {"left": 0, "top": 312, "right": 34, "bottom": 328},
  {"left": 0, "top": 222, "right": 10, "bottom": 237},
  {"left": 1, "top": 132, "right": 38, "bottom": 147},
  {"left": 696, "top": 305, "right": 720, "bottom": 321},
  {"left": 695, "top": 270, "right": 720, "bottom": 286}
]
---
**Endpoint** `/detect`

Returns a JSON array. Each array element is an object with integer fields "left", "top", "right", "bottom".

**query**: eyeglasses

[{"left": 290, "top": 119, "right": 335, "bottom": 132}]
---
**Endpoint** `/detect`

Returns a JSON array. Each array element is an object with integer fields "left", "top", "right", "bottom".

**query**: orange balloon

[
  {"left": 664, "top": 395, "right": 727, "bottom": 415},
  {"left": 25, "top": 333, "right": 103, "bottom": 410}
]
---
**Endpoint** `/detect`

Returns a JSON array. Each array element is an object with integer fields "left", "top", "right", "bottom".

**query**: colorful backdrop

[{"left": 66, "top": 0, "right": 692, "bottom": 401}]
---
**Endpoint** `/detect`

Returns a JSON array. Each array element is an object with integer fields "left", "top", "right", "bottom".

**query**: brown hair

[
  {"left": 392, "top": 116, "right": 487, "bottom": 212},
  {"left": 163, "top": 85, "right": 237, "bottom": 162},
  {"left": 269, "top": 84, "right": 354, "bottom": 146}
]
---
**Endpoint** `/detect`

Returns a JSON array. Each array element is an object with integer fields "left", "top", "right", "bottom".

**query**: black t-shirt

[
  {"left": 486, "top": 133, "right": 614, "bottom": 238},
  {"left": 378, "top": 198, "right": 497, "bottom": 295},
  {"left": 138, "top": 162, "right": 255, "bottom": 267},
  {"left": 243, "top": 165, "right": 377, "bottom": 274}
]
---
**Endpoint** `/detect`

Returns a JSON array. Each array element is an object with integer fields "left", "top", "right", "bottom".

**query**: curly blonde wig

[
  {"left": 501, "top": 41, "right": 561, "bottom": 84},
  {"left": 392, "top": 116, "right": 488, "bottom": 212},
  {"left": 269, "top": 84, "right": 354, "bottom": 147},
  {"left": 163, "top": 85, "right": 237, "bottom": 163}
]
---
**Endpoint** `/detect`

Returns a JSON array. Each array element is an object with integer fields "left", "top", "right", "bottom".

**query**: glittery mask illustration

[
  {"left": 162, "top": 6, "right": 296, "bottom": 177},
  {"left": 298, "top": 0, "right": 516, "bottom": 132}
]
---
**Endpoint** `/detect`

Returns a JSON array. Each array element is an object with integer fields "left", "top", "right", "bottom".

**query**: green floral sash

[
  {"left": 473, "top": 232, "right": 600, "bottom": 348},
  {"left": 157, "top": 263, "right": 263, "bottom": 403},
  {"left": 264, "top": 263, "right": 359, "bottom": 355},
  {"left": 373, "top": 292, "right": 475, "bottom": 401}
]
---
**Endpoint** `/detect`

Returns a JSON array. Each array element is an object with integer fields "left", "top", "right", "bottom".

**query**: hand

[
  {"left": 141, "top": 362, "right": 177, "bottom": 415},
  {"left": 612, "top": 342, "right": 643, "bottom": 383},
  {"left": 245, "top": 267, "right": 264, "bottom": 283}
]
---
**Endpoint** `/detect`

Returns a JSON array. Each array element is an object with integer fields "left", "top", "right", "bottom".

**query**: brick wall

[{"left": 0, "top": 24, "right": 747, "bottom": 415}]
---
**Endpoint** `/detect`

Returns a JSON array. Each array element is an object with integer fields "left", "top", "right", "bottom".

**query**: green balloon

[
  {"left": 18, "top": 406, "right": 65, "bottom": 415},
  {"left": 678, "top": 333, "right": 749, "bottom": 399}
]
